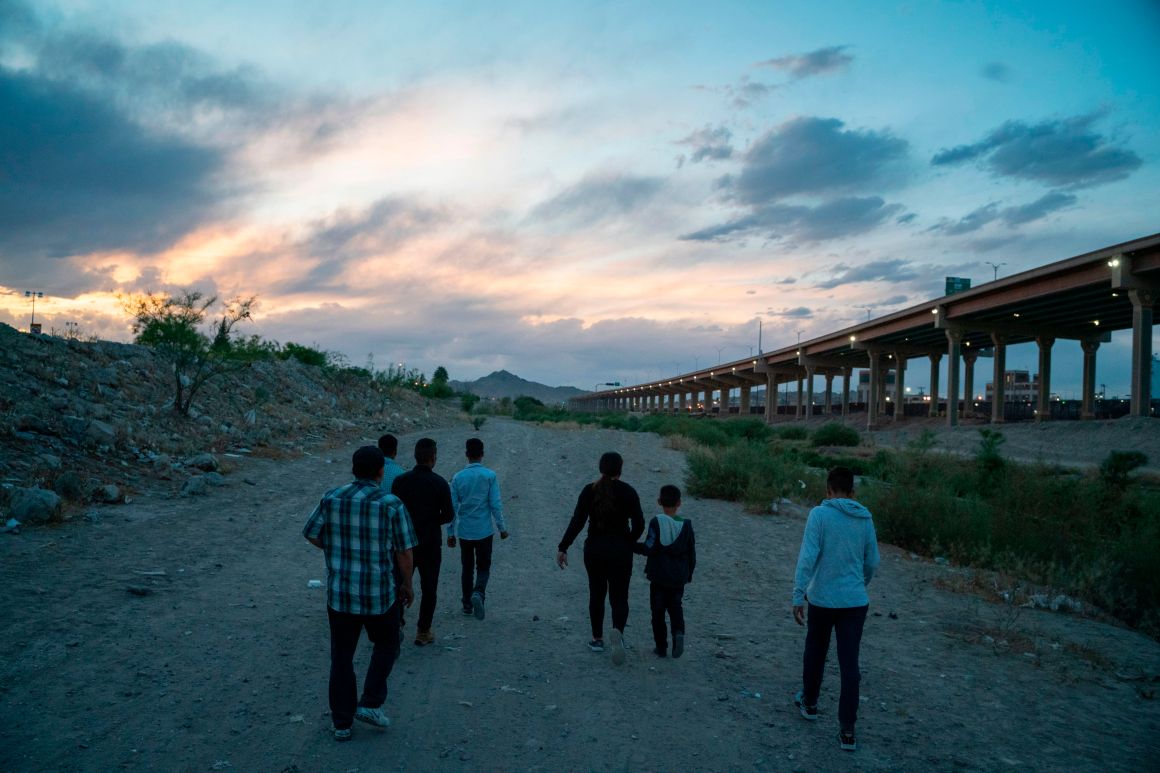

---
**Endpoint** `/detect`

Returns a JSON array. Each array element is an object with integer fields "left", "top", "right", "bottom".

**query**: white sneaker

[
  {"left": 355, "top": 706, "right": 391, "bottom": 727},
  {"left": 609, "top": 629, "right": 626, "bottom": 665}
]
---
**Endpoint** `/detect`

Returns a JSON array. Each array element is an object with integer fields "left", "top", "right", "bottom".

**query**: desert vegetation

[{"left": 515, "top": 407, "right": 1160, "bottom": 638}]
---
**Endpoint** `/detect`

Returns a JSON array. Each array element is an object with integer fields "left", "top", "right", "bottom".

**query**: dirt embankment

[{"left": 1, "top": 417, "right": 1158, "bottom": 772}]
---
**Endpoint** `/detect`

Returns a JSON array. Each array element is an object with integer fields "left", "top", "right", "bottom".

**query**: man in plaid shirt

[{"left": 304, "top": 445, "right": 418, "bottom": 742}]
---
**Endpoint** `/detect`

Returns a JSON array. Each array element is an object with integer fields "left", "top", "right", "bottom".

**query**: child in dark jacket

[{"left": 633, "top": 484, "right": 696, "bottom": 658}]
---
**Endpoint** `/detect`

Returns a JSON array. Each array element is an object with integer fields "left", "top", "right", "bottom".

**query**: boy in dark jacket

[{"left": 634, "top": 484, "right": 696, "bottom": 658}]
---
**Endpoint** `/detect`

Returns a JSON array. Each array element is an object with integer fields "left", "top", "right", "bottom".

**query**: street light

[
  {"left": 24, "top": 290, "right": 43, "bottom": 333},
  {"left": 986, "top": 261, "right": 1006, "bottom": 281},
  {"left": 715, "top": 345, "right": 727, "bottom": 364}
]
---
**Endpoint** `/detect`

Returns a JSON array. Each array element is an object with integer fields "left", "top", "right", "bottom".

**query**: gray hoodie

[{"left": 792, "top": 498, "right": 880, "bottom": 608}]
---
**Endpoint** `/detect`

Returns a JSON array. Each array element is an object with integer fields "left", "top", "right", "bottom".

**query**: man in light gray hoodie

[{"left": 791, "top": 466, "right": 881, "bottom": 752}]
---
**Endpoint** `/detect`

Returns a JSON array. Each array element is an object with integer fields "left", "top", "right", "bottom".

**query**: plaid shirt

[{"left": 303, "top": 479, "right": 418, "bottom": 615}]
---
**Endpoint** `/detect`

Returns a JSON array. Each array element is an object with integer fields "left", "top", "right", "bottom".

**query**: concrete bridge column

[
  {"left": 805, "top": 367, "right": 815, "bottom": 419},
  {"left": 946, "top": 330, "right": 962, "bottom": 428},
  {"left": 1081, "top": 340, "right": 1100, "bottom": 420},
  {"left": 893, "top": 354, "right": 907, "bottom": 422},
  {"left": 841, "top": 368, "right": 852, "bottom": 418},
  {"left": 823, "top": 374, "right": 833, "bottom": 416},
  {"left": 867, "top": 353, "right": 880, "bottom": 427},
  {"left": 991, "top": 333, "right": 1007, "bottom": 423},
  {"left": 1129, "top": 289, "right": 1154, "bottom": 417},
  {"left": 877, "top": 363, "right": 889, "bottom": 418},
  {"left": 795, "top": 376, "right": 804, "bottom": 420},
  {"left": 740, "top": 385, "right": 751, "bottom": 415},
  {"left": 679, "top": 392, "right": 687, "bottom": 412},
  {"left": 765, "top": 373, "right": 776, "bottom": 423},
  {"left": 963, "top": 350, "right": 978, "bottom": 418},
  {"left": 719, "top": 386, "right": 730, "bottom": 415},
  {"left": 928, "top": 354, "right": 942, "bottom": 418},
  {"left": 1036, "top": 335, "right": 1055, "bottom": 422}
]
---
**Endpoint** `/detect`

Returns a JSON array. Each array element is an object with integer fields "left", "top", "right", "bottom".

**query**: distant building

[
  {"left": 984, "top": 370, "right": 1039, "bottom": 402},
  {"left": 856, "top": 370, "right": 898, "bottom": 403}
]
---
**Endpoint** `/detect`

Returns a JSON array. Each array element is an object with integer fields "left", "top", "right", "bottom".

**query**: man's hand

[
  {"left": 793, "top": 604, "right": 806, "bottom": 626},
  {"left": 500, "top": 531, "right": 509, "bottom": 540},
  {"left": 447, "top": 536, "right": 457, "bottom": 548},
  {"left": 556, "top": 550, "right": 568, "bottom": 569},
  {"left": 399, "top": 584, "right": 415, "bottom": 608}
]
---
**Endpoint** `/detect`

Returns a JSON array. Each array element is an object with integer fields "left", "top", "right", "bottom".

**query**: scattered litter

[
  {"left": 288, "top": 715, "right": 304, "bottom": 723},
  {"left": 458, "top": 701, "right": 473, "bottom": 708},
  {"left": 126, "top": 586, "right": 153, "bottom": 597},
  {"left": 209, "top": 762, "right": 232, "bottom": 771},
  {"left": 499, "top": 685, "right": 525, "bottom": 694},
  {"left": 443, "top": 646, "right": 460, "bottom": 652},
  {"left": 2, "top": 518, "right": 21, "bottom": 534},
  {"left": 135, "top": 570, "right": 167, "bottom": 577},
  {"left": 307, "top": 580, "right": 323, "bottom": 589},
  {"left": 888, "top": 611, "right": 899, "bottom": 620},
  {"left": 444, "top": 633, "right": 466, "bottom": 640}
]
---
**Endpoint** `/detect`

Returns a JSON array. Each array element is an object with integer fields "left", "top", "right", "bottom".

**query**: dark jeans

[
  {"left": 459, "top": 535, "right": 493, "bottom": 607},
  {"left": 802, "top": 603, "right": 869, "bottom": 731},
  {"left": 583, "top": 537, "right": 633, "bottom": 639},
  {"left": 412, "top": 541, "right": 442, "bottom": 631},
  {"left": 649, "top": 583, "right": 685, "bottom": 650},
  {"left": 327, "top": 603, "right": 402, "bottom": 730}
]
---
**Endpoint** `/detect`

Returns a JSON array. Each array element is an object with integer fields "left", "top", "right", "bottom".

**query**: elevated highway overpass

[{"left": 572, "top": 232, "right": 1160, "bottom": 427}]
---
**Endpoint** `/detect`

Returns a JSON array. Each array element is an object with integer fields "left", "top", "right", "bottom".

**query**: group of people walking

[{"left": 303, "top": 436, "right": 880, "bottom": 753}]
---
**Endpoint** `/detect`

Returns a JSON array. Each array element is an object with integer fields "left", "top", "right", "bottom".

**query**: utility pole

[{"left": 24, "top": 290, "right": 43, "bottom": 333}]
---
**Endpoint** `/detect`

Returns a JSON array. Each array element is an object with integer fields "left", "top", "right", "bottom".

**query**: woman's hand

[{"left": 556, "top": 550, "right": 568, "bottom": 569}]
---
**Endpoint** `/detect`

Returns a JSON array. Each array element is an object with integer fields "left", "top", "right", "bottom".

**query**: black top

[
  {"left": 390, "top": 465, "right": 454, "bottom": 547},
  {"left": 633, "top": 517, "right": 696, "bottom": 587},
  {"left": 558, "top": 478, "right": 645, "bottom": 552}
]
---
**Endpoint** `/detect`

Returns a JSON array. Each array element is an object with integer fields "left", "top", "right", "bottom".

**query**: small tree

[
  {"left": 421, "top": 365, "right": 455, "bottom": 398},
  {"left": 123, "top": 290, "right": 257, "bottom": 416}
]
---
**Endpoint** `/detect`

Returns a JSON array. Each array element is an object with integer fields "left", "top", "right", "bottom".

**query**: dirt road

[{"left": 2, "top": 418, "right": 1158, "bottom": 771}]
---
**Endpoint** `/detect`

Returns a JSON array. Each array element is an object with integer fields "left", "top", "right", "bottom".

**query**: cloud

[
  {"left": 981, "top": 62, "right": 1012, "bottom": 83},
  {"left": 758, "top": 46, "right": 853, "bottom": 79},
  {"left": 528, "top": 173, "right": 664, "bottom": 226},
  {"left": 813, "top": 259, "right": 919, "bottom": 289},
  {"left": 1000, "top": 191, "right": 1077, "bottom": 226},
  {"left": 928, "top": 191, "right": 1078, "bottom": 236},
  {"left": 930, "top": 114, "right": 1142, "bottom": 188},
  {"left": 764, "top": 306, "right": 813, "bottom": 318},
  {"left": 676, "top": 126, "right": 734, "bottom": 164},
  {"left": 776, "top": 277, "right": 797, "bottom": 285},
  {"left": 724, "top": 117, "right": 910, "bottom": 204},
  {"left": 681, "top": 196, "right": 902, "bottom": 243},
  {"left": 896, "top": 212, "right": 917, "bottom": 225},
  {"left": 0, "top": 68, "right": 225, "bottom": 264}
]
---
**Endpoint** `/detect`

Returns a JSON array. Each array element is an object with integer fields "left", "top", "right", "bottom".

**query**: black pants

[
  {"left": 583, "top": 537, "right": 632, "bottom": 639},
  {"left": 327, "top": 603, "right": 402, "bottom": 730},
  {"left": 802, "top": 603, "right": 869, "bottom": 730},
  {"left": 412, "top": 541, "right": 442, "bottom": 631},
  {"left": 459, "top": 535, "right": 493, "bottom": 607},
  {"left": 649, "top": 583, "right": 685, "bottom": 650}
]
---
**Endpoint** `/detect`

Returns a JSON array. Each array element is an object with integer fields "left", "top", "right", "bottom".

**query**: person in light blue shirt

[
  {"left": 377, "top": 434, "right": 406, "bottom": 491},
  {"left": 448, "top": 438, "right": 508, "bottom": 620},
  {"left": 791, "top": 466, "right": 880, "bottom": 753}
]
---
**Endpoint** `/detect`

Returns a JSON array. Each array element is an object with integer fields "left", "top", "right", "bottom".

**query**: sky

[{"left": 1, "top": 0, "right": 1158, "bottom": 395}]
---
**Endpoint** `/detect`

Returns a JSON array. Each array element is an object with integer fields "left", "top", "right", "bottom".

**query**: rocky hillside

[
  {"left": 449, "top": 369, "right": 587, "bottom": 405},
  {"left": 0, "top": 323, "right": 456, "bottom": 528}
]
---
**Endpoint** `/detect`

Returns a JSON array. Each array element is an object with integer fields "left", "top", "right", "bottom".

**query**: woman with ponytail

[{"left": 556, "top": 451, "right": 645, "bottom": 664}]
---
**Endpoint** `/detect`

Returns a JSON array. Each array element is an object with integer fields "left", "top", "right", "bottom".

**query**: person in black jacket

[
  {"left": 556, "top": 451, "right": 644, "bottom": 665},
  {"left": 633, "top": 484, "right": 696, "bottom": 658},
  {"left": 391, "top": 438, "right": 454, "bottom": 646}
]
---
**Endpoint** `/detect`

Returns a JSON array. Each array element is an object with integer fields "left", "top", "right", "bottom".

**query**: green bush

[
  {"left": 775, "top": 425, "right": 809, "bottom": 440},
  {"left": 281, "top": 342, "right": 328, "bottom": 367},
  {"left": 460, "top": 393, "right": 481, "bottom": 413},
  {"left": 811, "top": 422, "right": 861, "bottom": 447},
  {"left": 1100, "top": 450, "right": 1148, "bottom": 490}
]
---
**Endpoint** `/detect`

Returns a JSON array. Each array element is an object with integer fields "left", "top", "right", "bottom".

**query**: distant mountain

[{"left": 449, "top": 370, "right": 587, "bottom": 405}]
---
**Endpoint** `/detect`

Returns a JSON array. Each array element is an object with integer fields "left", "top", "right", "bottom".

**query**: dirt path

[{"left": 2, "top": 418, "right": 1158, "bottom": 772}]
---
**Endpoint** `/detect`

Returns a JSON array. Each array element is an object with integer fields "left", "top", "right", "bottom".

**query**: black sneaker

[
  {"left": 672, "top": 633, "right": 685, "bottom": 659},
  {"left": 588, "top": 639, "right": 604, "bottom": 652},
  {"left": 333, "top": 727, "right": 352, "bottom": 742},
  {"left": 654, "top": 646, "right": 668, "bottom": 658},
  {"left": 839, "top": 729, "right": 857, "bottom": 751},
  {"left": 793, "top": 690, "right": 818, "bottom": 721},
  {"left": 462, "top": 603, "right": 474, "bottom": 616}
]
